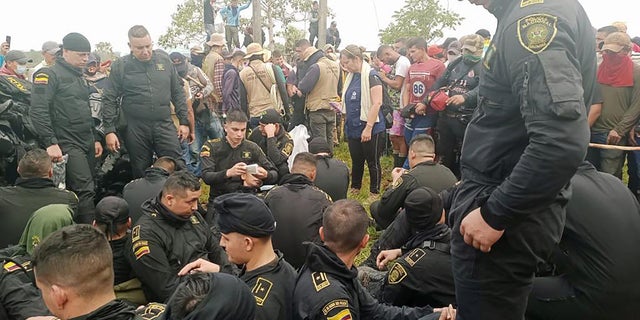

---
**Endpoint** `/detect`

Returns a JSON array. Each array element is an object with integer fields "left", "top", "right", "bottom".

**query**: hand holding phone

[{"left": 246, "top": 164, "right": 259, "bottom": 175}]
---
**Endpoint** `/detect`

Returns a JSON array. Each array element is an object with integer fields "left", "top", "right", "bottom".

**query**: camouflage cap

[
  {"left": 460, "top": 34, "right": 485, "bottom": 54},
  {"left": 602, "top": 32, "right": 631, "bottom": 53}
]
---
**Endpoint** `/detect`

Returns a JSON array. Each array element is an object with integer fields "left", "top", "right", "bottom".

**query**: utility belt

[
  {"left": 443, "top": 111, "right": 472, "bottom": 124},
  {"left": 422, "top": 240, "right": 451, "bottom": 254}
]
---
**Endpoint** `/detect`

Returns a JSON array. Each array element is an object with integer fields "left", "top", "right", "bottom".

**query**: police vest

[
  {"left": 305, "top": 57, "right": 340, "bottom": 112},
  {"left": 239, "top": 60, "right": 277, "bottom": 117}
]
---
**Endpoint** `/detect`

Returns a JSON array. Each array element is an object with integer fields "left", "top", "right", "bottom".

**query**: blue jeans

[
  {"left": 586, "top": 130, "right": 624, "bottom": 178},
  {"left": 186, "top": 112, "right": 224, "bottom": 177},
  {"left": 402, "top": 115, "right": 437, "bottom": 169}
]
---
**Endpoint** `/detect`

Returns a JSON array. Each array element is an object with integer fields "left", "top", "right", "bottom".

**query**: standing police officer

[
  {"left": 103, "top": 25, "right": 190, "bottom": 178},
  {"left": 31, "top": 32, "right": 101, "bottom": 224},
  {"left": 451, "top": 0, "right": 597, "bottom": 319}
]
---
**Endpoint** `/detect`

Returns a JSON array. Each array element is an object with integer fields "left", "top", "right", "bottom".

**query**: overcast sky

[{"left": 2, "top": 0, "right": 637, "bottom": 54}]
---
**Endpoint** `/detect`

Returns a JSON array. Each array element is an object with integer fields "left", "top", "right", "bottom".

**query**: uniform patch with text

[
  {"left": 312, "top": 272, "right": 330, "bottom": 292},
  {"left": 388, "top": 263, "right": 408, "bottom": 284},
  {"left": 404, "top": 248, "right": 426, "bottom": 267},
  {"left": 251, "top": 277, "right": 273, "bottom": 306},
  {"left": 517, "top": 14, "right": 558, "bottom": 54},
  {"left": 33, "top": 73, "right": 49, "bottom": 85}
]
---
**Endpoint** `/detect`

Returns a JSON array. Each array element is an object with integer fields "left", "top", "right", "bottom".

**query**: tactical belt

[{"left": 422, "top": 240, "right": 451, "bottom": 254}]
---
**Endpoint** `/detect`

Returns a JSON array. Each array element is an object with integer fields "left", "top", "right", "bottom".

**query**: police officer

[
  {"left": 103, "top": 25, "right": 190, "bottom": 179},
  {"left": 0, "top": 255, "right": 50, "bottom": 319},
  {"left": 292, "top": 199, "right": 448, "bottom": 320},
  {"left": 126, "top": 171, "right": 230, "bottom": 303},
  {"left": 375, "top": 187, "right": 455, "bottom": 308},
  {"left": 432, "top": 34, "right": 483, "bottom": 177},
  {"left": 248, "top": 108, "right": 294, "bottom": 182},
  {"left": 180, "top": 193, "right": 296, "bottom": 320},
  {"left": 370, "top": 134, "right": 457, "bottom": 229},
  {"left": 30, "top": 32, "right": 101, "bottom": 224},
  {"left": 201, "top": 110, "right": 278, "bottom": 206},
  {"left": 451, "top": 0, "right": 597, "bottom": 319}
]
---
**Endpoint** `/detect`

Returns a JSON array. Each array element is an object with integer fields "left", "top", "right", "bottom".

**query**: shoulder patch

[
  {"left": 404, "top": 248, "right": 426, "bottom": 267},
  {"left": 200, "top": 144, "right": 211, "bottom": 158},
  {"left": 33, "top": 73, "right": 49, "bottom": 85},
  {"left": 3, "top": 261, "right": 21, "bottom": 273},
  {"left": 312, "top": 272, "right": 330, "bottom": 292},
  {"left": 207, "top": 138, "right": 221, "bottom": 144},
  {"left": 132, "top": 225, "right": 141, "bottom": 242},
  {"left": 190, "top": 215, "right": 200, "bottom": 225},
  {"left": 517, "top": 14, "right": 558, "bottom": 54},
  {"left": 323, "top": 299, "right": 349, "bottom": 315},
  {"left": 387, "top": 263, "right": 407, "bottom": 284},
  {"left": 520, "top": 0, "right": 543, "bottom": 7},
  {"left": 251, "top": 277, "right": 273, "bottom": 306},
  {"left": 391, "top": 177, "right": 403, "bottom": 189},
  {"left": 137, "top": 302, "right": 166, "bottom": 320},
  {"left": 134, "top": 244, "right": 151, "bottom": 260},
  {"left": 327, "top": 309, "right": 352, "bottom": 320},
  {"left": 282, "top": 142, "right": 294, "bottom": 157}
]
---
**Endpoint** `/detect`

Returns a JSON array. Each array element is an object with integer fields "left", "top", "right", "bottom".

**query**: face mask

[
  {"left": 462, "top": 54, "right": 481, "bottom": 64},
  {"left": 448, "top": 54, "right": 460, "bottom": 63},
  {"left": 178, "top": 69, "right": 187, "bottom": 78},
  {"left": 602, "top": 51, "right": 628, "bottom": 64},
  {"left": 16, "top": 64, "right": 27, "bottom": 75},
  {"left": 84, "top": 68, "right": 97, "bottom": 76}
]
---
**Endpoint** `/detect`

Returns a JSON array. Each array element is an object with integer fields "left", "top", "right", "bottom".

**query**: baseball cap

[
  {"left": 95, "top": 196, "right": 130, "bottom": 226},
  {"left": 460, "top": 34, "right": 485, "bottom": 54},
  {"left": 447, "top": 41, "right": 461, "bottom": 55},
  {"left": 87, "top": 53, "right": 100, "bottom": 66},
  {"left": 42, "top": 41, "right": 60, "bottom": 55},
  {"left": 259, "top": 108, "right": 282, "bottom": 124},
  {"left": 169, "top": 52, "right": 187, "bottom": 64},
  {"left": 602, "top": 32, "right": 632, "bottom": 53},
  {"left": 427, "top": 45, "right": 444, "bottom": 58},
  {"left": 475, "top": 28, "right": 491, "bottom": 40},
  {"left": 5, "top": 50, "right": 33, "bottom": 64}
]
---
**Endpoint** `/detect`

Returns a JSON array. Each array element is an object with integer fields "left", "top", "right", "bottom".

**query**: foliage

[
  {"left": 158, "top": 0, "right": 206, "bottom": 49},
  {"left": 94, "top": 41, "right": 118, "bottom": 61},
  {"left": 281, "top": 25, "right": 306, "bottom": 56},
  {"left": 260, "top": 0, "right": 313, "bottom": 50},
  {"left": 379, "top": 0, "right": 464, "bottom": 44}
]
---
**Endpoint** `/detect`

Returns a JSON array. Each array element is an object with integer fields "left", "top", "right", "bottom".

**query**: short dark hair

[
  {"left": 409, "top": 134, "right": 436, "bottom": 156},
  {"left": 153, "top": 156, "right": 177, "bottom": 174},
  {"left": 407, "top": 37, "right": 428, "bottom": 50},
  {"left": 162, "top": 171, "right": 201, "bottom": 198},
  {"left": 597, "top": 25, "right": 620, "bottom": 35},
  {"left": 225, "top": 109, "right": 248, "bottom": 123},
  {"left": 295, "top": 39, "right": 311, "bottom": 49},
  {"left": 17, "top": 149, "right": 52, "bottom": 178},
  {"left": 376, "top": 44, "right": 393, "bottom": 58},
  {"left": 33, "top": 224, "right": 113, "bottom": 297},
  {"left": 394, "top": 38, "right": 407, "bottom": 45},
  {"left": 291, "top": 152, "right": 317, "bottom": 176},
  {"left": 168, "top": 272, "right": 212, "bottom": 320},
  {"left": 272, "top": 49, "right": 283, "bottom": 58},
  {"left": 322, "top": 200, "right": 370, "bottom": 254},
  {"left": 128, "top": 25, "right": 150, "bottom": 39}
]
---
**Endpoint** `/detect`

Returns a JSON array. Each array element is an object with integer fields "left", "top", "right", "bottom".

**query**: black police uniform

[
  {"left": 432, "top": 57, "right": 481, "bottom": 176},
  {"left": 0, "top": 177, "right": 78, "bottom": 248},
  {"left": 70, "top": 299, "right": 139, "bottom": 320},
  {"left": 379, "top": 234, "right": 455, "bottom": 308},
  {"left": 122, "top": 167, "right": 171, "bottom": 223},
  {"left": 265, "top": 173, "right": 332, "bottom": 269},
  {"left": 526, "top": 163, "right": 640, "bottom": 320},
  {"left": 292, "top": 242, "right": 439, "bottom": 320},
  {"left": 0, "top": 256, "right": 50, "bottom": 319},
  {"left": 248, "top": 127, "right": 294, "bottom": 182},
  {"left": 370, "top": 160, "right": 457, "bottom": 229},
  {"left": 449, "top": 0, "right": 597, "bottom": 319},
  {"left": 314, "top": 155, "right": 349, "bottom": 202},
  {"left": 201, "top": 137, "right": 278, "bottom": 202},
  {"left": 125, "top": 196, "right": 229, "bottom": 303},
  {"left": 239, "top": 251, "right": 297, "bottom": 320},
  {"left": 102, "top": 50, "right": 189, "bottom": 178},
  {"left": 31, "top": 56, "right": 98, "bottom": 224}
]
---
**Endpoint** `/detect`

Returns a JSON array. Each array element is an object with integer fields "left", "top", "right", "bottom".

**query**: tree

[
  {"left": 95, "top": 41, "right": 118, "bottom": 61},
  {"left": 260, "top": 0, "right": 311, "bottom": 50},
  {"left": 379, "top": 0, "right": 463, "bottom": 45},
  {"left": 282, "top": 25, "right": 306, "bottom": 57},
  {"left": 158, "top": 0, "right": 205, "bottom": 49}
]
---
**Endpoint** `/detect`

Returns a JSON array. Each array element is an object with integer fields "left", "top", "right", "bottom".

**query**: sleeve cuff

[
  {"left": 179, "top": 119, "right": 190, "bottom": 126},
  {"left": 480, "top": 201, "right": 508, "bottom": 231}
]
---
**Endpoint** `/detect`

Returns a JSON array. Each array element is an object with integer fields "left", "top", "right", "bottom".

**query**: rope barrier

[{"left": 589, "top": 143, "right": 640, "bottom": 151}]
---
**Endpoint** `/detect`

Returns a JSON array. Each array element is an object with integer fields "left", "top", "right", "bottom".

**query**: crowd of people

[{"left": 2, "top": 0, "right": 640, "bottom": 319}]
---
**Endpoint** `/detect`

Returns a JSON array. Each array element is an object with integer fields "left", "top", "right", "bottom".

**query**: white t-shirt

[{"left": 394, "top": 55, "right": 411, "bottom": 107}]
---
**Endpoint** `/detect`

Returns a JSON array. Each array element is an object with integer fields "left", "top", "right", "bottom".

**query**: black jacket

[
  {"left": 457, "top": 0, "right": 596, "bottom": 230},
  {"left": 0, "top": 177, "right": 78, "bottom": 248},
  {"left": 0, "top": 255, "right": 50, "bottom": 319},
  {"left": 111, "top": 236, "right": 135, "bottom": 286},
  {"left": 264, "top": 174, "right": 332, "bottom": 269},
  {"left": 293, "top": 243, "right": 438, "bottom": 320},
  {"left": 31, "top": 56, "right": 97, "bottom": 148},
  {"left": 432, "top": 57, "right": 482, "bottom": 115},
  {"left": 201, "top": 138, "right": 278, "bottom": 199},
  {"left": 122, "top": 167, "right": 170, "bottom": 223},
  {"left": 126, "top": 197, "right": 229, "bottom": 303},
  {"left": 239, "top": 251, "right": 297, "bottom": 320},
  {"left": 102, "top": 50, "right": 189, "bottom": 134},
  {"left": 68, "top": 300, "right": 137, "bottom": 320},
  {"left": 313, "top": 156, "right": 349, "bottom": 202},
  {"left": 248, "top": 128, "right": 294, "bottom": 183}
]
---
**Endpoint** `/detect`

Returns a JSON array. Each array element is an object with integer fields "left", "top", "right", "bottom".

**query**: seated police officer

[
  {"left": 126, "top": 171, "right": 230, "bottom": 303},
  {"left": 308, "top": 137, "right": 350, "bottom": 201},
  {"left": 292, "top": 199, "right": 453, "bottom": 320},
  {"left": 248, "top": 109, "right": 294, "bottom": 183},
  {"left": 123, "top": 156, "right": 177, "bottom": 223},
  {"left": 372, "top": 187, "right": 455, "bottom": 308}
]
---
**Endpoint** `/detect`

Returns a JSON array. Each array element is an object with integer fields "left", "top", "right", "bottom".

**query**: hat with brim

[
  {"left": 460, "top": 34, "right": 485, "bottom": 54},
  {"left": 245, "top": 43, "right": 268, "bottom": 59},
  {"left": 5, "top": 50, "right": 33, "bottom": 64},
  {"left": 602, "top": 32, "right": 632, "bottom": 53},
  {"left": 206, "top": 33, "right": 226, "bottom": 47}
]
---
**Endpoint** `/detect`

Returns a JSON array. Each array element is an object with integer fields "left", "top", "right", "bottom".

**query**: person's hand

[
  {"left": 178, "top": 125, "right": 190, "bottom": 142},
  {"left": 195, "top": 92, "right": 204, "bottom": 100},
  {"left": 414, "top": 103, "right": 427, "bottom": 116},
  {"left": 446, "top": 95, "right": 465, "bottom": 106},
  {"left": 105, "top": 133, "right": 120, "bottom": 152},
  {"left": 460, "top": 208, "right": 504, "bottom": 253},
  {"left": 188, "top": 132, "right": 196, "bottom": 144},
  {"left": 46, "top": 144, "right": 63, "bottom": 162},
  {"left": 607, "top": 129, "right": 622, "bottom": 145},
  {"left": 242, "top": 173, "right": 263, "bottom": 188},
  {"left": 263, "top": 123, "right": 277, "bottom": 138},
  {"left": 391, "top": 167, "right": 405, "bottom": 183},
  {"left": 629, "top": 130, "right": 638, "bottom": 146},
  {"left": 287, "top": 84, "right": 298, "bottom": 97},
  {"left": 178, "top": 258, "right": 220, "bottom": 276},
  {"left": 376, "top": 249, "right": 402, "bottom": 270},
  {"left": 434, "top": 305, "right": 457, "bottom": 320},
  {"left": 252, "top": 166, "right": 268, "bottom": 180},
  {"left": 226, "top": 162, "right": 247, "bottom": 178},
  {"left": 361, "top": 125, "right": 372, "bottom": 142},
  {"left": 94, "top": 141, "right": 103, "bottom": 158}
]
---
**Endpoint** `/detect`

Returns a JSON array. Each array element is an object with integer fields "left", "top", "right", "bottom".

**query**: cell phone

[
  {"left": 5, "top": 36, "right": 10, "bottom": 45},
  {"left": 246, "top": 164, "right": 259, "bottom": 175}
]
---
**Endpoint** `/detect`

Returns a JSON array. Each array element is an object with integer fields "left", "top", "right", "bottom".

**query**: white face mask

[
  {"left": 448, "top": 54, "right": 460, "bottom": 63},
  {"left": 15, "top": 64, "right": 27, "bottom": 75}
]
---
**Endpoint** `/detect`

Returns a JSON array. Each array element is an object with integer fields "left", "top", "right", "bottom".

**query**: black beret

[
  {"left": 259, "top": 108, "right": 282, "bottom": 125},
  {"left": 213, "top": 193, "right": 276, "bottom": 238},
  {"left": 62, "top": 32, "right": 91, "bottom": 52},
  {"left": 404, "top": 187, "right": 443, "bottom": 230}
]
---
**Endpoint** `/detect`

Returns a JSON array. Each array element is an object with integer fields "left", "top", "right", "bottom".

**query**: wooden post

[
  {"left": 252, "top": 0, "right": 262, "bottom": 45},
  {"left": 318, "top": 0, "right": 327, "bottom": 48}
]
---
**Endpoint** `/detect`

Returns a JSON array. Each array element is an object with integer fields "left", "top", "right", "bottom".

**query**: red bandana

[{"left": 597, "top": 52, "right": 634, "bottom": 87}]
